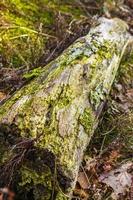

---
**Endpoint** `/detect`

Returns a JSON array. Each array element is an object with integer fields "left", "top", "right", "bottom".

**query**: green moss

[
  {"left": 91, "top": 40, "right": 115, "bottom": 68},
  {"left": 0, "top": 1, "right": 49, "bottom": 68},
  {"left": 0, "top": 0, "right": 45, "bottom": 68},
  {"left": 89, "top": 40, "right": 118, "bottom": 109},
  {"left": 19, "top": 165, "right": 52, "bottom": 200},
  {"left": 23, "top": 67, "right": 44, "bottom": 79},
  {"left": 20, "top": 166, "right": 52, "bottom": 187},
  {"left": 0, "top": 0, "right": 85, "bottom": 69},
  {"left": 43, "top": 0, "right": 84, "bottom": 18},
  {"left": 0, "top": 142, "right": 11, "bottom": 164},
  {"left": 79, "top": 108, "right": 95, "bottom": 134},
  {"left": 57, "top": 86, "right": 73, "bottom": 108}
]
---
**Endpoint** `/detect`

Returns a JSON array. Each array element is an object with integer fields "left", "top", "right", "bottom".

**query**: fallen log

[{"left": 0, "top": 18, "right": 132, "bottom": 199}]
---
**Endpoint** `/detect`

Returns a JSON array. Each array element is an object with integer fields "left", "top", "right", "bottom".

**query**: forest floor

[{"left": 0, "top": 0, "right": 133, "bottom": 200}]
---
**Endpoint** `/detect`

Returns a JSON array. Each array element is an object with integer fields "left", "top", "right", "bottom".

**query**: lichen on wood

[{"left": 0, "top": 17, "right": 132, "bottom": 199}]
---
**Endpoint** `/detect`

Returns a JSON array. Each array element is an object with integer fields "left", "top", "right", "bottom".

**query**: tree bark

[{"left": 0, "top": 18, "right": 132, "bottom": 199}]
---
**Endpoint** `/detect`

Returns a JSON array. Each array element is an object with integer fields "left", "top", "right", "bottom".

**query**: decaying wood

[{"left": 0, "top": 18, "right": 132, "bottom": 199}]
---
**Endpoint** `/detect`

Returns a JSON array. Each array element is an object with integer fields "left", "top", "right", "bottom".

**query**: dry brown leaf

[
  {"left": 109, "top": 150, "right": 121, "bottom": 162},
  {"left": 126, "top": 89, "right": 133, "bottom": 101},
  {"left": 103, "top": 163, "right": 112, "bottom": 172},
  {"left": 0, "top": 92, "right": 7, "bottom": 101},
  {"left": 99, "top": 162, "right": 132, "bottom": 196},
  {"left": 77, "top": 171, "right": 90, "bottom": 189},
  {"left": 73, "top": 188, "right": 89, "bottom": 199}
]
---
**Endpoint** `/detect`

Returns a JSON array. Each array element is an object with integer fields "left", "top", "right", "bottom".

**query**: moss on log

[{"left": 0, "top": 18, "right": 132, "bottom": 199}]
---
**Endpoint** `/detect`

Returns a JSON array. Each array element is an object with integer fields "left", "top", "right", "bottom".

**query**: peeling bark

[{"left": 0, "top": 18, "right": 132, "bottom": 199}]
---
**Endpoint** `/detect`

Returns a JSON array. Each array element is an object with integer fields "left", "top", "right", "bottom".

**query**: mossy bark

[{"left": 0, "top": 18, "right": 132, "bottom": 199}]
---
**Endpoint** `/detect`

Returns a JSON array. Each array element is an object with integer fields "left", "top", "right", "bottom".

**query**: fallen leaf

[
  {"left": 99, "top": 162, "right": 132, "bottom": 196},
  {"left": 103, "top": 163, "right": 112, "bottom": 172},
  {"left": 126, "top": 89, "right": 133, "bottom": 101},
  {"left": 108, "top": 150, "right": 121, "bottom": 163},
  {"left": 77, "top": 171, "right": 90, "bottom": 189},
  {"left": 0, "top": 92, "right": 7, "bottom": 101},
  {"left": 73, "top": 188, "right": 89, "bottom": 199}
]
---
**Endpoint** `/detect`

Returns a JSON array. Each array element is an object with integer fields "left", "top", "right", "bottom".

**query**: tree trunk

[{"left": 0, "top": 18, "right": 132, "bottom": 199}]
